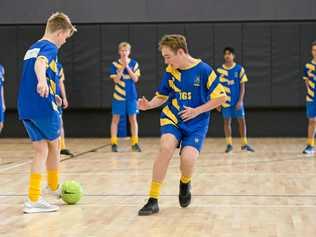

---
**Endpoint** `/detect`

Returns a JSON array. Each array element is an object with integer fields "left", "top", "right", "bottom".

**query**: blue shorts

[
  {"left": 112, "top": 99, "right": 138, "bottom": 116},
  {"left": 160, "top": 124, "right": 207, "bottom": 152},
  {"left": 306, "top": 102, "right": 316, "bottom": 118},
  {"left": 222, "top": 106, "right": 245, "bottom": 119},
  {"left": 22, "top": 114, "right": 61, "bottom": 142},
  {"left": 0, "top": 110, "right": 4, "bottom": 123}
]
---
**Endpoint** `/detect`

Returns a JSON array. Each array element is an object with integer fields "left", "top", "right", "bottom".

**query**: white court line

[{"left": 0, "top": 161, "right": 31, "bottom": 172}]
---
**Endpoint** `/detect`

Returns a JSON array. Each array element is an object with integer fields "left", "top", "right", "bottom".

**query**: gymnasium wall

[{"left": 0, "top": 0, "right": 315, "bottom": 137}]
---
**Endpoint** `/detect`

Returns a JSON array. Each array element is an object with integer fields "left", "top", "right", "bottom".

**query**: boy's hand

[
  {"left": 138, "top": 96, "right": 151, "bottom": 111},
  {"left": 235, "top": 101, "right": 243, "bottom": 110},
  {"left": 63, "top": 98, "right": 69, "bottom": 109},
  {"left": 178, "top": 106, "right": 200, "bottom": 122},
  {"left": 37, "top": 80, "right": 49, "bottom": 97},
  {"left": 55, "top": 95, "right": 63, "bottom": 107},
  {"left": 216, "top": 106, "right": 221, "bottom": 112}
]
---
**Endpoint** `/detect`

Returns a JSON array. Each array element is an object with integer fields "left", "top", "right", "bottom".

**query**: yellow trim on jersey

[
  {"left": 207, "top": 70, "right": 217, "bottom": 89},
  {"left": 48, "top": 79, "right": 56, "bottom": 94},
  {"left": 166, "top": 65, "right": 181, "bottom": 81},
  {"left": 217, "top": 68, "right": 228, "bottom": 76},
  {"left": 307, "top": 87, "right": 314, "bottom": 97},
  {"left": 308, "top": 80, "right": 315, "bottom": 89},
  {"left": 155, "top": 92, "right": 169, "bottom": 99},
  {"left": 180, "top": 59, "right": 201, "bottom": 70},
  {"left": 172, "top": 99, "right": 180, "bottom": 111},
  {"left": 168, "top": 80, "right": 181, "bottom": 92},
  {"left": 117, "top": 80, "right": 125, "bottom": 88},
  {"left": 303, "top": 76, "right": 309, "bottom": 81},
  {"left": 114, "top": 85, "right": 126, "bottom": 96},
  {"left": 49, "top": 60, "right": 57, "bottom": 73},
  {"left": 37, "top": 56, "right": 49, "bottom": 65},
  {"left": 210, "top": 84, "right": 226, "bottom": 99},
  {"left": 135, "top": 69, "right": 141, "bottom": 77},
  {"left": 222, "top": 63, "right": 236, "bottom": 70},
  {"left": 222, "top": 102, "right": 230, "bottom": 108},
  {"left": 306, "top": 96, "right": 313, "bottom": 102},
  {"left": 113, "top": 93, "right": 125, "bottom": 101},
  {"left": 306, "top": 63, "right": 315, "bottom": 71},
  {"left": 220, "top": 77, "right": 228, "bottom": 83},
  {"left": 160, "top": 118, "right": 177, "bottom": 127},
  {"left": 110, "top": 74, "right": 117, "bottom": 78},
  {"left": 162, "top": 106, "right": 178, "bottom": 124},
  {"left": 240, "top": 74, "right": 248, "bottom": 83}
]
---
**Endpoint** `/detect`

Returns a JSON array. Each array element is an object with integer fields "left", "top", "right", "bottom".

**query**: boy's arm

[
  {"left": 236, "top": 82, "right": 245, "bottom": 109},
  {"left": 34, "top": 57, "right": 49, "bottom": 97},
  {"left": 59, "top": 71, "right": 68, "bottom": 109},
  {"left": 1, "top": 85, "right": 5, "bottom": 112},
  {"left": 126, "top": 66, "right": 140, "bottom": 83},
  {"left": 138, "top": 95, "right": 168, "bottom": 111}
]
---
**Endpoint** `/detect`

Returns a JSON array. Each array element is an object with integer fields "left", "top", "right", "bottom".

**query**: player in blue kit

[
  {"left": 302, "top": 41, "right": 316, "bottom": 154},
  {"left": 57, "top": 63, "right": 73, "bottom": 156},
  {"left": 217, "top": 47, "right": 254, "bottom": 153},
  {"left": 17, "top": 12, "right": 76, "bottom": 214},
  {"left": 109, "top": 42, "right": 142, "bottom": 152},
  {"left": 0, "top": 64, "right": 6, "bottom": 134},
  {"left": 137, "top": 34, "right": 227, "bottom": 215}
]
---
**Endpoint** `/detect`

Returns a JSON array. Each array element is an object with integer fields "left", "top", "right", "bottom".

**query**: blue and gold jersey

[
  {"left": 216, "top": 63, "right": 248, "bottom": 108},
  {"left": 303, "top": 61, "right": 316, "bottom": 102},
  {"left": 156, "top": 60, "right": 226, "bottom": 133},
  {"left": 109, "top": 59, "right": 140, "bottom": 101},
  {"left": 0, "top": 64, "right": 4, "bottom": 108},
  {"left": 18, "top": 40, "right": 59, "bottom": 119}
]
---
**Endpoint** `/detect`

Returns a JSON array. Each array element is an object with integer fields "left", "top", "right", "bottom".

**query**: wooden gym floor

[{"left": 0, "top": 138, "right": 316, "bottom": 237}]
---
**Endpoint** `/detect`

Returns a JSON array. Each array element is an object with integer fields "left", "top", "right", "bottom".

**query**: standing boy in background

[
  {"left": 109, "top": 42, "right": 142, "bottom": 152},
  {"left": 217, "top": 47, "right": 254, "bottom": 153}
]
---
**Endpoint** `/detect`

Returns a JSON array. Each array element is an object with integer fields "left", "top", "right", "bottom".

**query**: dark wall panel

[
  {"left": 129, "top": 24, "right": 158, "bottom": 98},
  {"left": 101, "top": 25, "right": 129, "bottom": 108},
  {"left": 214, "top": 24, "right": 242, "bottom": 67},
  {"left": 271, "top": 23, "right": 300, "bottom": 107},
  {"left": 71, "top": 25, "right": 101, "bottom": 108},
  {"left": 0, "top": 26, "right": 17, "bottom": 109},
  {"left": 242, "top": 23, "right": 271, "bottom": 107}
]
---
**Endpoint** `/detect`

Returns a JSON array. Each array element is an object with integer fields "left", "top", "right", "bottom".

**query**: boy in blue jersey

[
  {"left": 217, "top": 47, "right": 254, "bottom": 153},
  {"left": 302, "top": 41, "right": 316, "bottom": 154},
  {"left": 0, "top": 64, "right": 5, "bottom": 134},
  {"left": 138, "top": 35, "right": 227, "bottom": 215},
  {"left": 17, "top": 12, "right": 76, "bottom": 214},
  {"left": 109, "top": 42, "right": 142, "bottom": 152},
  {"left": 57, "top": 63, "right": 73, "bottom": 156}
]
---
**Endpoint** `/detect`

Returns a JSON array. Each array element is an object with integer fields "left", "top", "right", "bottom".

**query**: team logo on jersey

[
  {"left": 227, "top": 80, "right": 235, "bottom": 85},
  {"left": 194, "top": 76, "right": 200, "bottom": 87},
  {"left": 194, "top": 138, "right": 200, "bottom": 144}
]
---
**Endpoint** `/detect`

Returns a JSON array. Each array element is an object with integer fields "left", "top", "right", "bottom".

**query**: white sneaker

[
  {"left": 45, "top": 185, "right": 62, "bottom": 199},
  {"left": 23, "top": 197, "right": 59, "bottom": 214}
]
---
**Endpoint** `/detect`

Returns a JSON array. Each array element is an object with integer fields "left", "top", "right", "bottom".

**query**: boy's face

[
  {"left": 56, "top": 29, "right": 71, "bottom": 48},
  {"left": 119, "top": 47, "right": 130, "bottom": 58},
  {"left": 161, "top": 46, "right": 184, "bottom": 69},
  {"left": 224, "top": 51, "right": 235, "bottom": 64},
  {"left": 312, "top": 45, "right": 316, "bottom": 59}
]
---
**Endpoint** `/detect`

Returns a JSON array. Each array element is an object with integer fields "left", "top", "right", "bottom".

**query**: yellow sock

[
  {"left": 111, "top": 136, "right": 118, "bottom": 145},
  {"left": 307, "top": 138, "right": 315, "bottom": 146},
  {"left": 180, "top": 175, "right": 191, "bottom": 184},
  {"left": 226, "top": 137, "right": 232, "bottom": 145},
  {"left": 131, "top": 136, "right": 139, "bottom": 146},
  {"left": 60, "top": 136, "right": 66, "bottom": 150},
  {"left": 47, "top": 170, "right": 59, "bottom": 191},
  {"left": 149, "top": 181, "right": 161, "bottom": 199},
  {"left": 28, "top": 173, "right": 41, "bottom": 202},
  {"left": 241, "top": 137, "right": 248, "bottom": 146}
]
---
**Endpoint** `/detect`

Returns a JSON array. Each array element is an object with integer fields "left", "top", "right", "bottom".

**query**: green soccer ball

[{"left": 61, "top": 181, "right": 83, "bottom": 205}]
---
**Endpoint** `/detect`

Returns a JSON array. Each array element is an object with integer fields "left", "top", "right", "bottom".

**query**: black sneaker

[
  {"left": 179, "top": 181, "right": 191, "bottom": 208},
  {"left": 111, "top": 144, "right": 118, "bottom": 152},
  {"left": 138, "top": 198, "right": 159, "bottom": 216},
  {"left": 60, "top": 149, "right": 74, "bottom": 156},
  {"left": 225, "top": 144, "right": 233, "bottom": 153},
  {"left": 241, "top": 144, "right": 255, "bottom": 152},
  {"left": 302, "top": 145, "right": 315, "bottom": 154},
  {"left": 132, "top": 144, "right": 142, "bottom": 152}
]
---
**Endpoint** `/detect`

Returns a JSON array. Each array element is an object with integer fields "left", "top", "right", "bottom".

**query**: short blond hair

[
  {"left": 45, "top": 12, "right": 77, "bottom": 35},
  {"left": 118, "top": 42, "right": 131, "bottom": 50},
  {"left": 159, "top": 34, "right": 188, "bottom": 54}
]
